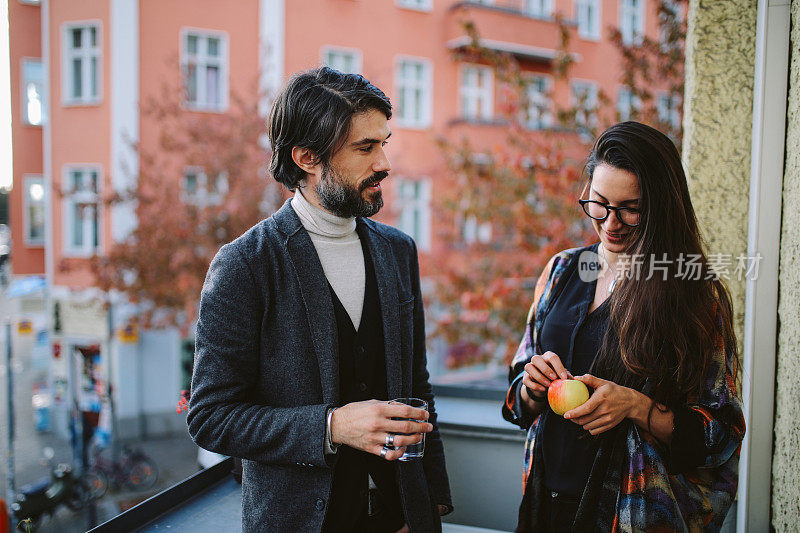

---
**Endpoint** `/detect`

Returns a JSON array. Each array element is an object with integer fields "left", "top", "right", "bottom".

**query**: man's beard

[{"left": 316, "top": 164, "right": 387, "bottom": 218}]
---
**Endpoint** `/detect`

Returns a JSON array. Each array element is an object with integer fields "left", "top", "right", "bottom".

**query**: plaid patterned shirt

[{"left": 502, "top": 245, "right": 745, "bottom": 532}]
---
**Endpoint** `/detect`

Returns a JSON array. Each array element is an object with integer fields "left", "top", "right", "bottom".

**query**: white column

[
  {"left": 737, "top": 1, "right": 790, "bottom": 531},
  {"left": 259, "top": 0, "right": 285, "bottom": 117},
  {"left": 110, "top": 0, "right": 139, "bottom": 242},
  {"left": 41, "top": 1, "right": 53, "bottom": 294}
]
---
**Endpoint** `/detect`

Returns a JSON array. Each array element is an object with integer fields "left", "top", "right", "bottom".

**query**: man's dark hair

[{"left": 268, "top": 67, "right": 392, "bottom": 190}]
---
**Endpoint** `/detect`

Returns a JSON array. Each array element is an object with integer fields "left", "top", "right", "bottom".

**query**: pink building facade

[{"left": 8, "top": 0, "right": 673, "bottom": 435}]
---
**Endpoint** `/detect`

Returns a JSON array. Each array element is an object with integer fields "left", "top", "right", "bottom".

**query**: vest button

[
  {"left": 315, "top": 498, "right": 326, "bottom": 511},
  {"left": 356, "top": 345, "right": 366, "bottom": 356},
  {"left": 358, "top": 382, "right": 368, "bottom": 392}
]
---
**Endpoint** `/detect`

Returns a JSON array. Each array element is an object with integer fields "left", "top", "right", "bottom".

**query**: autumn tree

[
  {"left": 90, "top": 85, "right": 283, "bottom": 332},
  {"left": 429, "top": 1, "right": 686, "bottom": 370}
]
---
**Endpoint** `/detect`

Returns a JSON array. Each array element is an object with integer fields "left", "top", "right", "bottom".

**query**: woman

[{"left": 502, "top": 122, "right": 745, "bottom": 532}]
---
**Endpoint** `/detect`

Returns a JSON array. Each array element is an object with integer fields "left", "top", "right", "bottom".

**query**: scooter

[{"left": 10, "top": 448, "right": 87, "bottom": 532}]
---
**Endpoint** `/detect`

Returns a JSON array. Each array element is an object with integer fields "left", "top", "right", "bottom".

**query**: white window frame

[
  {"left": 21, "top": 58, "right": 46, "bottom": 126},
  {"left": 525, "top": 0, "right": 552, "bottom": 18},
  {"left": 460, "top": 64, "right": 494, "bottom": 122},
  {"left": 62, "top": 165, "right": 102, "bottom": 257},
  {"left": 181, "top": 167, "right": 229, "bottom": 207},
  {"left": 663, "top": 0, "right": 685, "bottom": 23},
  {"left": 23, "top": 175, "right": 46, "bottom": 247},
  {"left": 619, "top": 0, "right": 646, "bottom": 46},
  {"left": 575, "top": 0, "right": 601, "bottom": 40},
  {"left": 616, "top": 85, "right": 641, "bottom": 121},
  {"left": 395, "top": 0, "right": 433, "bottom": 12},
  {"left": 659, "top": 0, "right": 684, "bottom": 50},
  {"left": 61, "top": 21, "right": 102, "bottom": 106},
  {"left": 321, "top": 46, "right": 363, "bottom": 74},
  {"left": 571, "top": 79, "right": 599, "bottom": 129},
  {"left": 657, "top": 91, "right": 682, "bottom": 130},
  {"left": 180, "top": 28, "right": 229, "bottom": 112},
  {"left": 462, "top": 215, "right": 492, "bottom": 245},
  {"left": 524, "top": 74, "right": 553, "bottom": 130},
  {"left": 395, "top": 178, "right": 432, "bottom": 251},
  {"left": 395, "top": 56, "right": 433, "bottom": 129}
]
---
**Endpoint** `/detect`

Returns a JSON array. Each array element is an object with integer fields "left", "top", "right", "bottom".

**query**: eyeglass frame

[{"left": 578, "top": 199, "right": 642, "bottom": 228}]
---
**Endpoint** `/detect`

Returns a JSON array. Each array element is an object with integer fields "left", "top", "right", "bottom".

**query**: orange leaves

[{"left": 89, "top": 87, "right": 282, "bottom": 331}]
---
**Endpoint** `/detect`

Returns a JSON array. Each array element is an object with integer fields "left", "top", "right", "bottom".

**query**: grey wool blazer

[{"left": 187, "top": 199, "right": 452, "bottom": 532}]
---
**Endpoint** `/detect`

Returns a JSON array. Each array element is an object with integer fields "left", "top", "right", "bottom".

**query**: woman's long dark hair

[{"left": 586, "top": 122, "right": 737, "bottom": 407}]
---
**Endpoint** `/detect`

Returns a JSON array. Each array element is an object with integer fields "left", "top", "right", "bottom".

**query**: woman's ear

[{"left": 292, "top": 146, "right": 321, "bottom": 176}]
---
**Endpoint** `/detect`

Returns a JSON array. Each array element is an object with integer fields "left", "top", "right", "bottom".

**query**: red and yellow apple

[{"left": 547, "top": 379, "right": 590, "bottom": 416}]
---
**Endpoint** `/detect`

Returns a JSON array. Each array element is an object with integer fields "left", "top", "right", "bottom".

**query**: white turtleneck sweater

[{"left": 291, "top": 188, "right": 365, "bottom": 329}]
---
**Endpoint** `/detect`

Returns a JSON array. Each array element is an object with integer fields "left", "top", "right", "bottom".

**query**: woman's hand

[
  {"left": 563, "top": 374, "right": 640, "bottom": 435},
  {"left": 523, "top": 351, "right": 573, "bottom": 400}
]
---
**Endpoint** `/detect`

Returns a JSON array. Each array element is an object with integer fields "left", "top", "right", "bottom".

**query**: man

[{"left": 187, "top": 67, "right": 452, "bottom": 532}]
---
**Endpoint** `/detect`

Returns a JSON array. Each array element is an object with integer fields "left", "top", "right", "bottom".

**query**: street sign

[
  {"left": 119, "top": 323, "right": 139, "bottom": 344},
  {"left": 17, "top": 320, "right": 32, "bottom": 335},
  {"left": 53, "top": 298, "right": 108, "bottom": 338}
]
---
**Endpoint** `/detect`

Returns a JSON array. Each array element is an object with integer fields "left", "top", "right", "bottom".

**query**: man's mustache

[{"left": 360, "top": 171, "right": 389, "bottom": 191}]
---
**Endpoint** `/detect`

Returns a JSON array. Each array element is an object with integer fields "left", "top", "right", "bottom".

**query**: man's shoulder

[{"left": 214, "top": 216, "right": 284, "bottom": 266}]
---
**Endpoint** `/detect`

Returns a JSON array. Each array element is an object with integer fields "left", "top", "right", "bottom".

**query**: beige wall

[
  {"left": 772, "top": 1, "right": 800, "bottom": 529},
  {"left": 685, "top": 0, "right": 800, "bottom": 529},
  {"left": 682, "top": 0, "right": 757, "bottom": 347}
]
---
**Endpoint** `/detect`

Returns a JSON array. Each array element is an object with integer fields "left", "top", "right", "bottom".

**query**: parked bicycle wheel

[
  {"left": 83, "top": 468, "right": 109, "bottom": 500},
  {"left": 126, "top": 458, "right": 158, "bottom": 490}
]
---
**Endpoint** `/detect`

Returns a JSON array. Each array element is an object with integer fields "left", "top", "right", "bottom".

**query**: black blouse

[
  {"left": 535, "top": 243, "right": 708, "bottom": 496},
  {"left": 539, "top": 244, "right": 608, "bottom": 496}
]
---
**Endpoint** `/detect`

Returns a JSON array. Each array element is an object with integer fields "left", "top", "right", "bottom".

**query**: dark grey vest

[{"left": 322, "top": 226, "right": 403, "bottom": 532}]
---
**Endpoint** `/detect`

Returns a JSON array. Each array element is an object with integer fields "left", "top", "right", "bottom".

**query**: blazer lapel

[
  {"left": 358, "top": 222, "right": 403, "bottom": 400},
  {"left": 279, "top": 203, "right": 339, "bottom": 405}
]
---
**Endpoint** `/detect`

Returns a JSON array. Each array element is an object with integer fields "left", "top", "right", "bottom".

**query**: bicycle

[{"left": 84, "top": 445, "right": 158, "bottom": 498}]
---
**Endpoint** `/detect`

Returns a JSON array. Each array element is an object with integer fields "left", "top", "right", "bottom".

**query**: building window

[
  {"left": 526, "top": 0, "right": 552, "bottom": 18},
  {"left": 62, "top": 23, "right": 101, "bottom": 105},
  {"left": 322, "top": 47, "right": 362, "bottom": 74},
  {"left": 181, "top": 30, "right": 228, "bottom": 111},
  {"left": 63, "top": 167, "right": 101, "bottom": 256},
  {"left": 24, "top": 176, "right": 46, "bottom": 246},
  {"left": 575, "top": 0, "right": 600, "bottom": 40},
  {"left": 659, "top": 0, "right": 684, "bottom": 50},
  {"left": 616, "top": 86, "right": 641, "bottom": 121},
  {"left": 460, "top": 65, "right": 493, "bottom": 122},
  {"left": 571, "top": 80, "right": 598, "bottom": 130},
  {"left": 619, "top": 0, "right": 645, "bottom": 45},
  {"left": 396, "top": 0, "right": 432, "bottom": 11},
  {"left": 396, "top": 179, "right": 431, "bottom": 251},
  {"left": 461, "top": 216, "right": 492, "bottom": 245},
  {"left": 182, "top": 168, "right": 228, "bottom": 207},
  {"left": 22, "top": 59, "right": 45, "bottom": 125},
  {"left": 525, "top": 75, "right": 552, "bottom": 130},
  {"left": 657, "top": 92, "right": 682, "bottom": 130},
  {"left": 395, "top": 57, "right": 433, "bottom": 129}
]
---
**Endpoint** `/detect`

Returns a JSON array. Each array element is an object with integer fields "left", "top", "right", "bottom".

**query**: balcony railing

[{"left": 446, "top": 2, "right": 579, "bottom": 64}]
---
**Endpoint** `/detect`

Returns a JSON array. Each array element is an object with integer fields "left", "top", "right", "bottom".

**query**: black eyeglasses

[{"left": 578, "top": 199, "right": 641, "bottom": 227}]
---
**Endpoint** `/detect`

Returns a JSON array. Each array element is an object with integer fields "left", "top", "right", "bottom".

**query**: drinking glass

[{"left": 389, "top": 397, "right": 427, "bottom": 461}]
